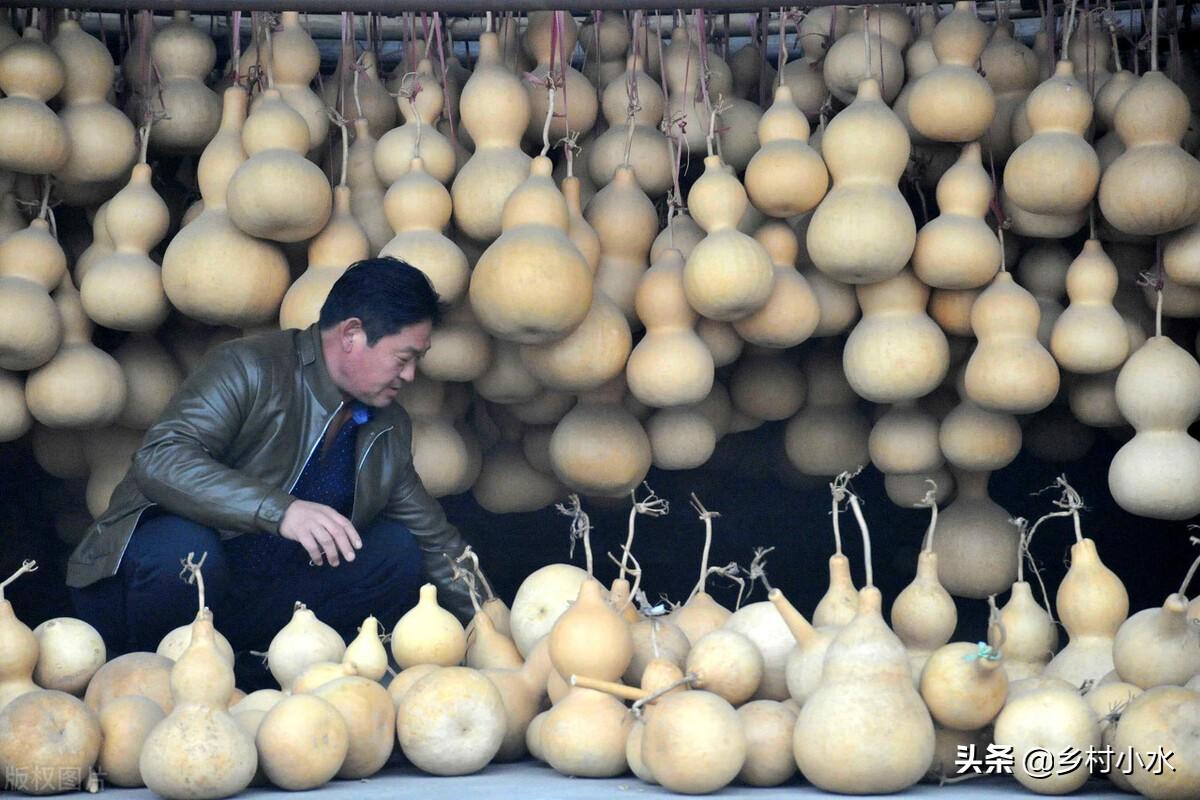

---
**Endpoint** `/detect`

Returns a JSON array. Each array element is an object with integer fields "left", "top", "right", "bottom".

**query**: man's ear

[{"left": 341, "top": 318, "right": 365, "bottom": 351}]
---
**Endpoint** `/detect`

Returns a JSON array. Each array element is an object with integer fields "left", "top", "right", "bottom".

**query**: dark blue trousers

[{"left": 70, "top": 512, "right": 423, "bottom": 690}]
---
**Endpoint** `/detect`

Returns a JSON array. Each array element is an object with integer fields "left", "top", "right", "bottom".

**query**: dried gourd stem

[
  {"left": 1106, "top": 0, "right": 1122, "bottom": 71},
  {"left": 1089, "top": 203, "right": 1097, "bottom": 239},
  {"left": 776, "top": 7, "right": 787, "bottom": 82},
  {"left": 829, "top": 470, "right": 855, "bottom": 556},
  {"left": 178, "top": 551, "right": 209, "bottom": 614},
  {"left": 231, "top": 11, "right": 241, "bottom": 86},
  {"left": 393, "top": 73, "right": 424, "bottom": 158},
  {"left": 706, "top": 562, "right": 747, "bottom": 608},
  {"left": 842, "top": 478, "right": 874, "bottom": 589},
  {"left": 37, "top": 177, "right": 52, "bottom": 222},
  {"left": 324, "top": 107, "right": 351, "bottom": 187},
  {"left": 0, "top": 560, "right": 38, "bottom": 602},
  {"left": 261, "top": 15, "right": 276, "bottom": 90},
  {"left": 352, "top": 54, "right": 366, "bottom": 121},
  {"left": 1155, "top": 238, "right": 1164, "bottom": 336},
  {"left": 621, "top": 483, "right": 669, "bottom": 581},
  {"left": 986, "top": 593, "right": 1007, "bottom": 654},
  {"left": 444, "top": 553, "right": 482, "bottom": 614},
  {"left": 556, "top": 494, "right": 594, "bottom": 576},
  {"left": 606, "top": 550, "right": 643, "bottom": 612},
  {"left": 431, "top": 14, "right": 456, "bottom": 147},
  {"left": 631, "top": 673, "right": 698, "bottom": 719},
  {"left": 861, "top": 5, "right": 872, "bottom": 80},
  {"left": 917, "top": 481, "right": 939, "bottom": 552},
  {"left": 689, "top": 492, "right": 721, "bottom": 598},
  {"left": 138, "top": 119, "right": 153, "bottom": 166},
  {"left": 1149, "top": 0, "right": 1159, "bottom": 70},
  {"left": 1062, "top": 0, "right": 1079, "bottom": 59},
  {"left": 1177, "top": 535, "right": 1200, "bottom": 598},
  {"left": 539, "top": 78, "right": 557, "bottom": 158},
  {"left": 456, "top": 546, "right": 497, "bottom": 603},
  {"left": 485, "top": 10, "right": 493, "bottom": 34},
  {"left": 747, "top": 546, "right": 775, "bottom": 595},
  {"left": 1012, "top": 516, "right": 1030, "bottom": 583}
]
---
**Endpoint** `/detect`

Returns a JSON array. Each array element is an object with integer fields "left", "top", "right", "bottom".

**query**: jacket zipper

[
  {"left": 349, "top": 425, "right": 394, "bottom": 522},
  {"left": 286, "top": 400, "right": 345, "bottom": 493}
]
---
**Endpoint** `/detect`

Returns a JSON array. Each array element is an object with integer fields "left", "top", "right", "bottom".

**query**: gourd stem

[
  {"left": 1149, "top": 0, "right": 1159, "bottom": 71},
  {"left": 353, "top": 59, "right": 364, "bottom": 121},
  {"left": 38, "top": 178, "right": 51, "bottom": 222},
  {"left": 232, "top": 11, "right": 242, "bottom": 87},
  {"left": 1106, "top": 0, "right": 1122, "bottom": 71},
  {"left": 432, "top": 14, "right": 456, "bottom": 147},
  {"left": 631, "top": 673, "right": 698, "bottom": 718},
  {"left": 1013, "top": 518, "right": 1029, "bottom": 583},
  {"left": 919, "top": 481, "right": 939, "bottom": 553},
  {"left": 861, "top": 6, "right": 871, "bottom": 81},
  {"left": 540, "top": 81, "right": 556, "bottom": 157},
  {"left": 0, "top": 560, "right": 37, "bottom": 603},
  {"left": 556, "top": 494, "right": 594, "bottom": 576},
  {"left": 830, "top": 492, "right": 844, "bottom": 556},
  {"left": 339, "top": 112, "right": 350, "bottom": 187},
  {"left": 262, "top": 16, "right": 275, "bottom": 90},
  {"left": 986, "top": 594, "right": 1007, "bottom": 654},
  {"left": 689, "top": 492, "right": 719, "bottom": 598},
  {"left": 179, "top": 552, "right": 208, "bottom": 615},
  {"left": 445, "top": 553, "right": 482, "bottom": 613},
  {"left": 1062, "top": 0, "right": 1079, "bottom": 60},
  {"left": 776, "top": 7, "right": 787, "bottom": 81},
  {"left": 1089, "top": 203, "right": 1096, "bottom": 240},
  {"left": 846, "top": 490, "right": 873, "bottom": 589},
  {"left": 1178, "top": 536, "right": 1200, "bottom": 598}
]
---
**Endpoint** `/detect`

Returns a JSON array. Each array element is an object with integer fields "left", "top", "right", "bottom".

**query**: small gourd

[
  {"left": 523, "top": 12, "right": 597, "bottom": 143},
  {"left": 320, "top": 46, "right": 395, "bottom": 140},
  {"left": 267, "top": 603, "right": 346, "bottom": 690},
  {"left": 246, "top": 12, "right": 327, "bottom": 152},
  {"left": 549, "top": 378, "right": 652, "bottom": 497},
  {"left": 980, "top": 21, "right": 1040, "bottom": 161},
  {"left": 391, "top": 584, "right": 468, "bottom": 669},
  {"left": 0, "top": 217, "right": 65, "bottom": 371},
  {"left": 891, "top": 503, "right": 957, "bottom": 684},
  {"left": 375, "top": 59, "right": 456, "bottom": 187},
  {"left": 908, "top": 2, "right": 995, "bottom": 143},
  {"left": 1049, "top": 240, "right": 1130, "bottom": 373},
  {"left": 869, "top": 401, "right": 945, "bottom": 482},
  {"left": 345, "top": 119, "right": 392, "bottom": 254},
  {"left": 0, "top": 561, "right": 40, "bottom": 711},
  {"left": 586, "top": 165, "right": 658, "bottom": 323},
  {"left": 146, "top": 12, "right": 221, "bottom": 155},
  {"left": 913, "top": 143, "right": 1002, "bottom": 289},
  {"left": 1112, "top": 549, "right": 1200, "bottom": 689},
  {"left": 744, "top": 85, "right": 829, "bottom": 218},
  {"left": 0, "top": 28, "right": 69, "bottom": 174},
  {"left": 931, "top": 469, "right": 1020, "bottom": 598},
  {"left": 588, "top": 54, "right": 671, "bottom": 196},
  {"left": 823, "top": 27, "right": 905, "bottom": 105},
  {"left": 548, "top": 578, "right": 633, "bottom": 683},
  {"left": 784, "top": 345, "right": 871, "bottom": 479},
  {"left": 1043, "top": 534, "right": 1129, "bottom": 687},
  {"left": 342, "top": 616, "right": 389, "bottom": 683},
  {"left": 732, "top": 222, "right": 819, "bottom": 349}
]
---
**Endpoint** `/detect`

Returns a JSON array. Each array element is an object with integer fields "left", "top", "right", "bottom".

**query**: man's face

[{"left": 340, "top": 319, "right": 433, "bottom": 407}]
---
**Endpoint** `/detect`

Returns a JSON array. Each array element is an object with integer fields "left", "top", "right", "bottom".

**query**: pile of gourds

[{"left": 1, "top": 473, "right": 1198, "bottom": 798}]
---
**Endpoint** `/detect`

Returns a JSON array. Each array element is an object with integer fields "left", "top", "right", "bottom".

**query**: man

[{"left": 67, "top": 258, "right": 474, "bottom": 686}]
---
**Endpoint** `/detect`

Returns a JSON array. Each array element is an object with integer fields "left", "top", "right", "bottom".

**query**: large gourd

[
  {"left": 375, "top": 59, "right": 456, "bottom": 187},
  {"left": 931, "top": 469, "right": 1020, "bottom": 598},
  {"left": 588, "top": 54, "right": 671, "bottom": 196},
  {"left": 586, "top": 164, "right": 658, "bottom": 323},
  {"left": 1108, "top": 335, "right": 1200, "bottom": 520},
  {"left": 912, "top": 143, "right": 1002, "bottom": 289},
  {"left": 823, "top": 19, "right": 905, "bottom": 104},
  {"left": 0, "top": 217, "right": 65, "bottom": 371},
  {"left": 452, "top": 31, "right": 532, "bottom": 243},
  {"left": 908, "top": 2, "right": 995, "bottom": 142},
  {"left": 390, "top": 584, "right": 467, "bottom": 669},
  {"left": 147, "top": 12, "right": 221, "bottom": 155},
  {"left": 744, "top": 85, "right": 828, "bottom": 218},
  {"left": 548, "top": 578, "right": 633, "bottom": 683},
  {"left": 549, "top": 378, "right": 652, "bottom": 497},
  {"left": 245, "top": 12, "right": 327, "bottom": 153},
  {"left": 784, "top": 345, "right": 870, "bottom": 478},
  {"left": 345, "top": 119, "right": 392, "bottom": 254},
  {"left": 267, "top": 603, "right": 346, "bottom": 690},
  {"left": 1043, "top": 536, "right": 1129, "bottom": 687},
  {"left": 807, "top": 79, "right": 915, "bottom": 284},
  {"left": 980, "top": 21, "right": 1040, "bottom": 161},
  {"left": 0, "top": 28, "right": 68, "bottom": 174},
  {"left": 161, "top": 86, "right": 290, "bottom": 328},
  {"left": 1049, "top": 240, "right": 1129, "bottom": 373},
  {"left": 469, "top": 155, "right": 592, "bottom": 344}
]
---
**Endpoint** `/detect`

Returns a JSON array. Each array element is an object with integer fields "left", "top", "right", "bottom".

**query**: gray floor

[{"left": 96, "top": 762, "right": 1135, "bottom": 798}]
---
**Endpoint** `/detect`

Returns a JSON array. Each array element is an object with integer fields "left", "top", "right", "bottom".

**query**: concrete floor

[{"left": 96, "top": 762, "right": 1134, "bottom": 798}]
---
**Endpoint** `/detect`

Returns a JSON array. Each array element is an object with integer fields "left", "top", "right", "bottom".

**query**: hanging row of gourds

[
  {"left": 1, "top": 2, "right": 1200, "bottom": 542},
  {"left": 1, "top": 473, "right": 1198, "bottom": 797}
]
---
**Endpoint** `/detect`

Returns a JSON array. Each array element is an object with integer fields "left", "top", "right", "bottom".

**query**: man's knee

[
  {"left": 358, "top": 519, "right": 422, "bottom": 580},
  {"left": 122, "top": 513, "right": 231, "bottom": 611}
]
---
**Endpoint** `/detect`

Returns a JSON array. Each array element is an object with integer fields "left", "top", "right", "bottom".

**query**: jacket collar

[{"left": 299, "top": 323, "right": 346, "bottom": 413}]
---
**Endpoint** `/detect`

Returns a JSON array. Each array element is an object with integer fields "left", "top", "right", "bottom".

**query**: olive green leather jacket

[{"left": 66, "top": 324, "right": 475, "bottom": 621}]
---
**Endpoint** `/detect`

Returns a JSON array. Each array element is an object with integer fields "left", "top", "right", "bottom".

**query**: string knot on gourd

[{"left": 963, "top": 642, "right": 1001, "bottom": 662}]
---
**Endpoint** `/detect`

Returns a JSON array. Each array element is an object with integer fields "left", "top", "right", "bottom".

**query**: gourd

[
  {"left": 793, "top": 481, "right": 935, "bottom": 793},
  {"left": 724, "top": 599, "right": 797, "bottom": 702},
  {"left": 931, "top": 469, "right": 1020, "bottom": 598},
  {"left": 26, "top": 275, "right": 127, "bottom": 430},
  {"left": 245, "top": 12, "right": 326, "bottom": 153},
  {"left": 661, "top": 24, "right": 714, "bottom": 154},
  {"left": 737, "top": 700, "right": 797, "bottom": 787},
  {"left": 280, "top": 184, "right": 369, "bottom": 331},
  {"left": 683, "top": 154, "right": 774, "bottom": 321},
  {"left": 147, "top": 12, "right": 221, "bottom": 155},
  {"left": 114, "top": 339, "right": 177, "bottom": 434},
  {"left": 472, "top": 440, "right": 559, "bottom": 514},
  {"left": 452, "top": 31, "right": 532, "bottom": 242},
  {"left": 1000, "top": 540, "right": 1060, "bottom": 682},
  {"left": 509, "top": 563, "right": 589, "bottom": 656},
  {"left": 1015, "top": 240, "right": 1071, "bottom": 347},
  {"left": 549, "top": 578, "right": 633, "bottom": 683},
  {"left": 523, "top": 12, "right": 597, "bottom": 143},
  {"left": 1049, "top": 240, "right": 1129, "bottom": 373},
  {"left": 549, "top": 379, "right": 652, "bottom": 497},
  {"left": 0, "top": 28, "right": 69, "bottom": 174},
  {"left": 1004, "top": 61, "right": 1099, "bottom": 216},
  {"left": 579, "top": 11, "right": 631, "bottom": 87},
  {"left": 344, "top": 119, "right": 392, "bottom": 254},
  {"left": 161, "top": 86, "right": 290, "bottom": 328},
  {"left": 994, "top": 685, "right": 1101, "bottom": 794},
  {"left": 81, "top": 426, "right": 142, "bottom": 517},
  {"left": 1111, "top": 550, "right": 1200, "bottom": 688},
  {"left": 891, "top": 501, "right": 957, "bottom": 684},
  {"left": 311, "top": 676, "right": 395, "bottom": 779},
  {"left": 98, "top": 695, "right": 165, "bottom": 787},
  {"left": 267, "top": 603, "right": 346, "bottom": 690},
  {"left": 0, "top": 562, "right": 40, "bottom": 711},
  {"left": 768, "top": 588, "right": 835, "bottom": 709},
  {"left": 920, "top": 631, "right": 1009, "bottom": 731},
  {"left": 156, "top": 624, "right": 235, "bottom": 667},
  {"left": 470, "top": 155, "right": 592, "bottom": 343},
  {"left": 84, "top": 652, "right": 174, "bottom": 715},
  {"left": 0, "top": 690, "right": 102, "bottom": 794},
  {"left": 375, "top": 59, "right": 456, "bottom": 187},
  {"left": 399, "top": 379, "right": 478, "bottom": 499},
  {"left": 939, "top": 373, "right": 1022, "bottom": 473},
  {"left": 843, "top": 268, "right": 950, "bottom": 403},
  {"left": 50, "top": 19, "right": 136, "bottom": 185},
  {"left": 912, "top": 143, "right": 1002, "bottom": 289},
  {"left": 321, "top": 46, "right": 394, "bottom": 140},
  {"left": 648, "top": 407, "right": 714, "bottom": 468},
  {"left": 397, "top": 667, "right": 506, "bottom": 775},
  {"left": 256, "top": 696, "right": 348, "bottom": 790},
  {"left": 80, "top": 156, "right": 171, "bottom": 332},
  {"left": 785, "top": 344, "right": 871, "bottom": 479},
  {"left": 421, "top": 302, "right": 492, "bottom": 383},
  {"left": 807, "top": 79, "right": 915, "bottom": 284},
  {"left": 1108, "top": 334, "right": 1200, "bottom": 519},
  {"left": 642, "top": 690, "right": 746, "bottom": 793},
  {"left": 870, "top": 402, "right": 946, "bottom": 496},
  {"left": 589, "top": 55, "right": 671, "bottom": 196},
  {"left": 0, "top": 370, "right": 29, "bottom": 442},
  {"left": 0, "top": 217, "right": 65, "bottom": 371},
  {"left": 745, "top": 85, "right": 828, "bottom": 219},
  {"left": 379, "top": 157, "right": 468, "bottom": 304},
  {"left": 1111, "top": 686, "right": 1200, "bottom": 800},
  {"left": 908, "top": 2, "right": 995, "bottom": 143},
  {"left": 733, "top": 222, "right": 820, "bottom": 349},
  {"left": 227, "top": 88, "right": 332, "bottom": 243},
  {"left": 729, "top": 352, "right": 807, "bottom": 422},
  {"left": 466, "top": 611, "right": 523, "bottom": 671},
  {"left": 671, "top": 497, "right": 733, "bottom": 644},
  {"left": 139, "top": 605, "right": 258, "bottom": 799},
  {"left": 964, "top": 271, "right": 1060, "bottom": 414},
  {"left": 538, "top": 687, "right": 630, "bottom": 777},
  {"left": 391, "top": 583, "right": 467, "bottom": 669},
  {"left": 1164, "top": 219, "right": 1200, "bottom": 287},
  {"left": 823, "top": 23, "right": 905, "bottom": 104},
  {"left": 32, "top": 617, "right": 105, "bottom": 696},
  {"left": 981, "top": 21, "right": 1040, "bottom": 161},
  {"left": 587, "top": 165, "right": 660, "bottom": 324},
  {"left": 1099, "top": 69, "right": 1200, "bottom": 236}
]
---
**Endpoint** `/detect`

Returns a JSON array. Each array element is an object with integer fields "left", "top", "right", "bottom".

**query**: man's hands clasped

[{"left": 279, "top": 500, "right": 362, "bottom": 567}]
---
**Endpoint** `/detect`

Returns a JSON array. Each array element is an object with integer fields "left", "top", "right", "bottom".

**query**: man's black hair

[{"left": 319, "top": 257, "right": 444, "bottom": 345}]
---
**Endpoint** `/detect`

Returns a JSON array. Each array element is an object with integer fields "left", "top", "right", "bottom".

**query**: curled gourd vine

[
  {"left": 456, "top": 545, "right": 498, "bottom": 606},
  {"left": 832, "top": 468, "right": 873, "bottom": 588},
  {"left": 0, "top": 560, "right": 38, "bottom": 603},
  {"left": 178, "top": 551, "right": 209, "bottom": 616},
  {"left": 444, "top": 553, "right": 483, "bottom": 615},
  {"left": 621, "top": 482, "right": 669, "bottom": 582},
  {"left": 556, "top": 493, "right": 594, "bottom": 576},
  {"left": 605, "top": 549, "right": 643, "bottom": 614},
  {"left": 916, "top": 480, "right": 940, "bottom": 552},
  {"left": 746, "top": 545, "right": 775, "bottom": 600}
]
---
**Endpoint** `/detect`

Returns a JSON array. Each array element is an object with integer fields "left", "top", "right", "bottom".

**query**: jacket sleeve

[
  {"left": 131, "top": 342, "right": 295, "bottom": 534},
  {"left": 383, "top": 416, "right": 476, "bottom": 622}
]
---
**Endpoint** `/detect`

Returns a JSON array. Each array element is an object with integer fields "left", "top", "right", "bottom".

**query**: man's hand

[{"left": 279, "top": 501, "right": 362, "bottom": 567}]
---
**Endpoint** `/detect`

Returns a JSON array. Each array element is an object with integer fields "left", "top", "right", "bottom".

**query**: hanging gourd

[
  {"left": 1049, "top": 240, "right": 1129, "bottom": 373},
  {"left": 452, "top": 31, "right": 532, "bottom": 243},
  {"left": 50, "top": 19, "right": 136, "bottom": 187},
  {"left": 398, "top": 378, "right": 479, "bottom": 498},
  {"left": 869, "top": 402, "right": 946, "bottom": 495},
  {"left": 981, "top": 21, "right": 1040, "bottom": 162},
  {"left": 346, "top": 118, "right": 393, "bottom": 254},
  {"left": 843, "top": 268, "right": 949, "bottom": 403},
  {"left": 907, "top": 2, "right": 995, "bottom": 143},
  {"left": 1001, "top": 185, "right": 1088, "bottom": 239},
  {"left": 320, "top": 37, "right": 395, "bottom": 141},
  {"left": 549, "top": 379, "right": 652, "bottom": 497},
  {"left": 26, "top": 274, "right": 127, "bottom": 430},
  {"left": 586, "top": 164, "right": 659, "bottom": 323},
  {"left": 579, "top": 11, "right": 630, "bottom": 88},
  {"left": 733, "top": 222, "right": 820, "bottom": 349},
  {"left": 380, "top": 157, "right": 468, "bottom": 304},
  {"left": 823, "top": 13, "right": 906, "bottom": 105},
  {"left": 1004, "top": 61, "right": 1099, "bottom": 216},
  {"left": 524, "top": 12, "right": 597, "bottom": 144},
  {"left": 473, "top": 340, "right": 541, "bottom": 405},
  {"left": 161, "top": 86, "right": 290, "bottom": 328},
  {"left": 779, "top": 55, "right": 829, "bottom": 121},
  {"left": 0, "top": 370, "right": 29, "bottom": 442},
  {"left": 964, "top": 271, "right": 1060, "bottom": 414},
  {"left": 939, "top": 380, "right": 1022, "bottom": 474},
  {"left": 1068, "top": 13, "right": 1114, "bottom": 93},
  {"left": 784, "top": 345, "right": 871, "bottom": 478},
  {"left": 1099, "top": 68, "right": 1200, "bottom": 236},
  {"left": 226, "top": 84, "right": 332, "bottom": 243},
  {"left": 146, "top": 12, "right": 221, "bottom": 155},
  {"left": 913, "top": 143, "right": 1002, "bottom": 289},
  {"left": 0, "top": 27, "right": 68, "bottom": 174},
  {"left": 242, "top": 12, "right": 326, "bottom": 153},
  {"left": 729, "top": 351, "right": 807, "bottom": 422},
  {"left": 420, "top": 302, "right": 492, "bottom": 383},
  {"left": 376, "top": 59, "right": 456, "bottom": 187},
  {"left": 661, "top": 23, "right": 713, "bottom": 155},
  {"left": 469, "top": 154, "right": 592, "bottom": 344},
  {"left": 930, "top": 468, "right": 1020, "bottom": 598},
  {"left": 744, "top": 85, "right": 828, "bottom": 219},
  {"left": 589, "top": 53, "right": 671, "bottom": 197},
  {"left": 683, "top": 154, "right": 774, "bottom": 321},
  {"left": 80, "top": 130, "right": 170, "bottom": 333},
  {"left": 807, "top": 79, "right": 915, "bottom": 284},
  {"left": 114, "top": 335, "right": 183, "bottom": 431},
  {"left": 0, "top": 212, "right": 65, "bottom": 372}
]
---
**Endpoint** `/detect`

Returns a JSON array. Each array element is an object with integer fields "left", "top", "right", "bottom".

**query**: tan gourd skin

[
  {"left": 807, "top": 79, "right": 916, "bottom": 285},
  {"left": 683, "top": 154, "right": 774, "bottom": 321},
  {"left": 625, "top": 618, "right": 691, "bottom": 687},
  {"left": 993, "top": 686, "right": 1100, "bottom": 794},
  {"left": 509, "top": 564, "right": 590, "bottom": 657},
  {"left": 523, "top": 12, "right": 597, "bottom": 144},
  {"left": 1164, "top": 220, "right": 1200, "bottom": 286},
  {"left": 913, "top": 143, "right": 1002, "bottom": 290},
  {"left": 157, "top": 623, "right": 236, "bottom": 667},
  {"left": 140, "top": 612, "right": 258, "bottom": 799},
  {"left": 1100, "top": 71, "right": 1200, "bottom": 236},
  {"left": 1050, "top": 240, "right": 1130, "bottom": 374},
  {"left": 588, "top": 55, "right": 672, "bottom": 196},
  {"left": 814, "top": 553, "right": 859, "bottom": 628},
  {"left": 785, "top": 347, "right": 871, "bottom": 479},
  {"left": 98, "top": 695, "right": 165, "bottom": 787},
  {"left": 920, "top": 641, "right": 1008, "bottom": 731},
  {"left": 466, "top": 611, "right": 523, "bottom": 671},
  {"left": 646, "top": 406, "right": 717, "bottom": 469},
  {"left": 387, "top": 665, "right": 440, "bottom": 710},
  {"left": 729, "top": 353, "right": 806, "bottom": 422},
  {"left": 376, "top": 60, "right": 455, "bottom": 187},
  {"left": 0, "top": 218, "right": 64, "bottom": 372},
  {"left": 843, "top": 268, "right": 950, "bottom": 403},
  {"left": 549, "top": 379, "right": 652, "bottom": 497},
  {"left": 1044, "top": 538, "right": 1129, "bottom": 688},
  {"left": 380, "top": 156, "right": 467, "bottom": 303},
  {"left": 964, "top": 271, "right": 1060, "bottom": 414},
  {"left": 520, "top": 284, "right": 631, "bottom": 394},
  {"left": 343, "top": 119, "right": 392, "bottom": 254},
  {"left": 0, "top": 29, "right": 69, "bottom": 174},
  {"left": 724, "top": 601, "right": 797, "bottom": 701},
  {"left": 1005, "top": 61, "right": 1100, "bottom": 216},
  {"left": 939, "top": 394, "right": 1022, "bottom": 473},
  {"left": 1112, "top": 686, "right": 1200, "bottom": 800},
  {"left": 0, "top": 689, "right": 102, "bottom": 794},
  {"left": 1108, "top": 336, "right": 1200, "bottom": 520},
  {"left": 671, "top": 591, "right": 732, "bottom": 646},
  {"left": 50, "top": 20, "right": 137, "bottom": 185},
  {"left": 1113, "top": 592, "right": 1200, "bottom": 689},
  {"left": 769, "top": 588, "right": 836, "bottom": 708},
  {"left": 290, "top": 661, "right": 357, "bottom": 694},
  {"left": 908, "top": 2, "right": 996, "bottom": 143},
  {"left": 1000, "top": 581, "right": 1059, "bottom": 681},
  {"left": 980, "top": 22, "right": 1040, "bottom": 161},
  {"left": 538, "top": 686, "right": 630, "bottom": 777},
  {"left": 869, "top": 403, "right": 943, "bottom": 477},
  {"left": 85, "top": 652, "right": 174, "bottom": 715},
  {"left": 931, "top": 470, "right": 1020, "bottom": 599},
  {"left": 745, "top": 85, "right": 829, "bottom": 219},
  {"left": 642, "top": 690, "right": 746, "bottom": 793},
  {"left": 114, "top": 335, "right": 183, "bottom": 431},
  {"left": 548, "top": 579, "right": 633, "bottom": 683},
  {"left": 823, "top": 30, "right": 905, "bottom": 105},
  {"left": 480, "top": 660, "right": 543, "bottom": 762},
  {"left": 0, "top": 590, "right": 39, "bottom": 712},
  {"left": 391, "top": 583, "right": 468, "bottom": 669},
  {"left": 256, "top": 694, "right": 348, "bottom": 790},
  {"left": 147, "top": 12, "right": 221, "bottom": 155},
  {"left": 240, "top": 13, "right": 326, "bottom": 154},
  {"left": 421, "top": 302, "right": 492, "bottom": 383},
  {"left": 267, "top": 603, "right": 346, "bottom": 690},
  {"left": 734, "top": 700, "right": 796, "bottom": 787},
  {"left": 585, "top": 165, "right": 659, "bottom": 325},
  {"left": 452, "top": 32, "right": 532, "bottom": 243},
  {"left": 312, "top": 676, "right": 395, "bottom": 779},
  {"left": 397, "top": 667, "right": 506, "bottom": 776},
  {"left": 1084, "top": 680, "right": 1142, "bottom": 791},
  {"left": 794, "top": 587, "right": 936, "bottom": 793},
  {"left": 30, "top": 616, "right": 103, "bottom": 697},
  {"left": 892, "top": 550, "right": 957, "bottom": 686},
  {"left": 734, "top": 222, "right": 820, "bottom": 348},
  {"left": 472, "top": 440, "right": 560, "bottom": 514},
  {"left": 320, "top": 48, "right": 394, "bottom": 141},
  {"left": 281, "top": 186, "right": 369, "bottom": 331},
  {"left": 1002, "top": 184, "right": 1088, "bottom": 239}
]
